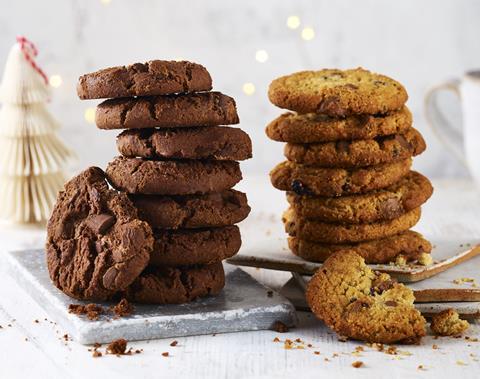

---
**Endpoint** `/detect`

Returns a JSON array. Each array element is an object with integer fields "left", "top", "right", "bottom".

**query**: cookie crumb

[
  {"left": 432, "top": 344, "right": 438, "bottom": 349},
  {"left": 106, "top": 338, "right": 128, "bottom": 355},
  {"left": 395, "top": 255, "right": 407, "bottom": 266},
  {"left": 112, "top": 298, "right": 134, "bottom": 317},
  {"left": 418, "top": 253, "right": 433, "bottom": 266},
  {"left": 271, "top": 320, "right": 289, "bottom": 333},
  {"left": 352, "top": 361, "right": 363, "bottom": 368},
  {"left": 69, "top": 303, "right": 104, "bottom": 321},
  {"left": 92, "top": 349, "right": 102, "bottom": 358},
  {"left": 162, "top": 352, "right": 169, "bottom": 357},
  {"left": 273, "top": 337, "right": 280, "bottom": 342},
  {"left": 314, "top": 351, "right": 320, "bottom": 355},
  {"left": 456, "top": 360, "right": 467, "bottom": 366},
  {"left": 417, "top": 365, "right": 426, "bottom": 370},
  {"left": 267, "top": 290, "right": 274, "bottom": 298},
  {"left": 170, "top": 340, "right": 178, "bottom": 347},
  {"left": 431, "top": 309, "right": 469, "bottom": 336},
  {"left": 34, "top": 319, "right": 39, "bottom": 324}
]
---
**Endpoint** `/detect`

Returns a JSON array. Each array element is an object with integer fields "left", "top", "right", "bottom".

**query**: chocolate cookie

[
  {"left": 287, "top": 171, "right": 432, "bottom": 223},
  {"left": 268, "top": 68, "right": 408, "bottom": 116},
  {"left": 132, "top": 190, "right": 250, "bottom": 229},
  {"left": 283, "top": 207, "right": 421, "bottom": 243},
  {"left": 284, "top": 128, "right": 426, "bottom": 167},
  {"left": 125, "top": 263, "right": 225, "bottom": 304},
  {"left": 77, "top": 60, "right": 212, "bottom": 100},
  {"left": 150, "top": 226, "right": 241, "bottom": 266},
  {"left": 306, "top": 251, "right": 426, "bottom": 344},
  {"left": 106, "top": 156, "right": 241, "bottom": 195},
  {"left": 288, "top": 231, "right": 432, "bottom": 264},
  {"left": 270, "top": 159, "right": 411, "bottom": 197},
  {"left": 117, "top": 126, "right": 252, "bottom": 161},
  {"left": 96, "top": 92, "right": 239, "bottom": 130},
  {"left": 46, "top": 167, "right": 153, "bottom": 301},
  {"left": 266, "top": 107, "right": 412, "bottom": 143}
]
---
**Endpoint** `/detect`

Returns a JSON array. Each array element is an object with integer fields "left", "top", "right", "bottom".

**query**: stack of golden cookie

[
  {"left": 75, "top": 60, "right": 252, "bottom": 304},
  {"left": 266, "top": 68, "right": 433, "bottom": 265}
]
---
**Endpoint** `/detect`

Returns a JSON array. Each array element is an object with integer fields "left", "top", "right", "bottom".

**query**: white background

[{"left": 0, "top": 0, "right": 479, "bottom": 178}]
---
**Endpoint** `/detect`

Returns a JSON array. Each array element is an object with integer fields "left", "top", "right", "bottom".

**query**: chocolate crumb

[
  {"left": 106, "top": 338, "right": 128, "bottom": 355},
  {"left": 162, "top": 352, "right": 169, "bottom": 357},
  {"left": 267, "top": 290, "right": 274, "bottom": 298},
  {"left": 352, "top": 361, "right": 364, "bottom": 368},
  {"left": 112, "top": 298, "right": 134, "bottom": 318},
  {"left": 92, "top": 350, "right": 102, "bottom": 358},
  {"left": 69, "top": 303, "right": 104, "bottom": 321},
  {"left": 271, "top": 320, "right": 289, "bottom": 333},
  {"left": 314, "top": 351, "right": 320, "bottom": 355},
  {"left": 34, "top": 319, "right": 39, "bottom": 323},
  {"left": 170, "top": 340, "right": 178, "bottom": 347}
]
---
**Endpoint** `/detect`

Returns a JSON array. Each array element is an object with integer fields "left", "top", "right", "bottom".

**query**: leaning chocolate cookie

[{"left": 46, "top": 167, "right": 153, "bottom": 301}]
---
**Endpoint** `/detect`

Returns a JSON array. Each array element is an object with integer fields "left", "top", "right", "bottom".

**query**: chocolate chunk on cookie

[
  {"left": 306, "top": 251, "right": 426, "bottom": 343},
  {"left": 46, "top": 167, "right": 153, "bottom": 301},
  {"left": 283, "top": 207, "right": 421, "bottom": 243},
  {"left": 270, "top": 159, "right": 411, "bottom": 197},
  {"left": 288, "top": 231, "right": 432, "bottom": 264},
  {"left": 287, "top": 171, "right": 432, "bottom": 223},
  {"left": 284, "top": 128, "right": 426, "bottom": 167},
  {"left": 150, "top": 226, "right": 241, "bottom": 266},
  {"left": 96, "top": 92, "right": 239, "bottom": 130},
  {"left": 132, "top": 190, "right": 250, "bottom": 229},
  {"left": 268, "top": 68, "right": 408, "bottom": 116},
  {"left": 117, "top": 126, "right": 252, "bottom": 161},
  {"left": 77, "top": 60, "right": 212, "bottom": 99},
  {"left": 125, "top": 263, "right": 225, "bottom": 304},
  {"left": 266, "top": 107, "right": 412, "bottom": 143},
  {"left": 106, "top": 156, "right": 242, "bottom": 195}
]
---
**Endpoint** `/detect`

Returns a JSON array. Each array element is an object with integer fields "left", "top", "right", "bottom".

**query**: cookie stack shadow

[
  {"left": 78, "top": 60, "right": 251, "bottom": 303},
  {"left": 266, "top": 68, "right": 433, "bottom": 265}
]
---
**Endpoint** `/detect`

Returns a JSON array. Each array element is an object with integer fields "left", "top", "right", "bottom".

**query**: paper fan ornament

[{"left": 0, "top": 36, "right": 75, "bottom": 224}]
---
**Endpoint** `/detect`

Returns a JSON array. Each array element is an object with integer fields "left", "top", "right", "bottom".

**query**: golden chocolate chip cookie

[{"left": 268, "top": 68, "right": 407, "bottom": 116}]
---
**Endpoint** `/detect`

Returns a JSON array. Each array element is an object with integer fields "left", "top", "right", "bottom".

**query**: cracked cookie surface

[
  {"left": 125, "top": 263, "right": 225, "bottom": 304},
  {"left": 288, "top": 231, "right": 432, "bottom": 264},
  {"left": 270, "top": 159, "right": 411, "bottom": 197},
  {"left": 96, "top": 92, "right": 239, "bottom": 130},
  {"left": 46, "top": 167, "right": 154, "bottom": 301},
  {"left": 306, "top": 250, "right": 426, "bottom": 343},
  {"left": 106, "top": 156, "right": 242, "bottom": 195},
  {"left": 284, "top": 128, "right": 425, "bottom": 167},
  {"left": 149, "top": 226, "right": 241, "bottom": 266},
  {"left": 283, "top": 207, "right": 421, "bottom": 243},
  {"left": 77, "top": 60, "right": 212, "bottom": 99},
  {"left": 286, "top": 171, "right": 432, "bottom": 223},
  {"left": 132, "top": 190, "right": 250, "bottom": 229},
  {"left": 266, "top": 106, "right": 412, "bottom": 143},
  {"left": 117, "top": 126, "right": 252, "bottom": 161},
  {"left": 268, "top": 68, "right": 407, "bottom": 116}
]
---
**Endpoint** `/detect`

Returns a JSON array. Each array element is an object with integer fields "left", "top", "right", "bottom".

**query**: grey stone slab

[{"left": 5, "top": 249, "right": 298, "bottom": 345}]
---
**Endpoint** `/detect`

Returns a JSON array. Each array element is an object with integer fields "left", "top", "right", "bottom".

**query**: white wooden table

[{"left": 1, "top": 176, "right": 480, "bottom": 379}]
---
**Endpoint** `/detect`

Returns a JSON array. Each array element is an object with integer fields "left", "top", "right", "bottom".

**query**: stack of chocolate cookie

[
  {"left": 266, "top": 68, "right": 433, "bottom": 265},
  {"left": 74, "top": 60, "right": 251, "bottom": 303}
]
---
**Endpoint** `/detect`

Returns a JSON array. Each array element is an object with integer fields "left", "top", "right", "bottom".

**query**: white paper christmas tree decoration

[{"left": 0, "top": 37, "right": 75, "bottom": 224}]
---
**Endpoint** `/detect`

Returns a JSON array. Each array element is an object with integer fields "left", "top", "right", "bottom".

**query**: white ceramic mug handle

[{"left": 424, "top": 79, "right": 467, "bottom": 167}]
